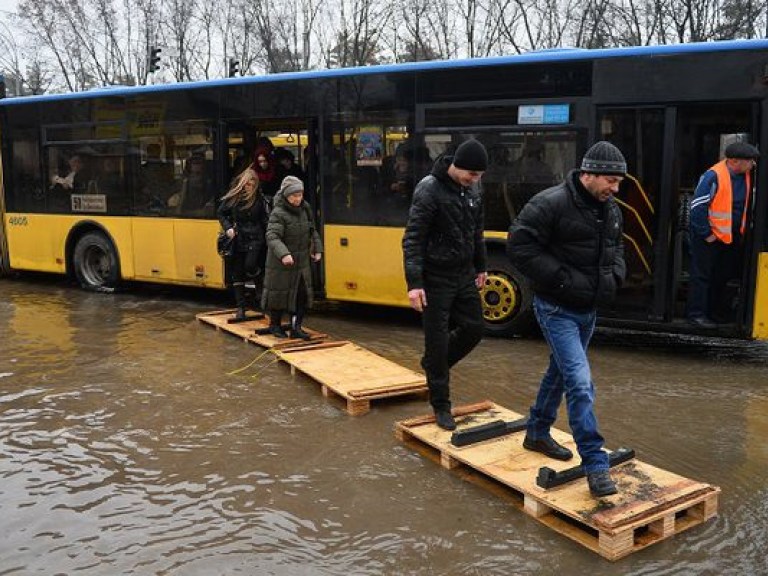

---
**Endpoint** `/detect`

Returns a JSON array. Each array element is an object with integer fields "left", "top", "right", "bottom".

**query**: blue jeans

[{"left": 528, "top": 296, "right": 608, "bottom": 473}]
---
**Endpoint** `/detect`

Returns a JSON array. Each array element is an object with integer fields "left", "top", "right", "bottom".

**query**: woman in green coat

[{"left": 262, "top": 175, "right": 323, "bottom": 339}]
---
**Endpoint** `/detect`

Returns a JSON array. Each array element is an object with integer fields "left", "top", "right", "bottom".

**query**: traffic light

[
  {"left": 228, "top": 58, "right": 240, "bottom": 78},
  {"left": 148, "top": 46, "right": 162, "bottom": 73}
]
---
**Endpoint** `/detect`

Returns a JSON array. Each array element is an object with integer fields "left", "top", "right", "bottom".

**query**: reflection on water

[{"left": 1, "top": 278, "right": 767, "bottom": 574}]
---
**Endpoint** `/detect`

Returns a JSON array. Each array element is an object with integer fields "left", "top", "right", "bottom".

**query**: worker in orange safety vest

[{"left": 688, "top": 141, "right": 760, "bottom": 328}]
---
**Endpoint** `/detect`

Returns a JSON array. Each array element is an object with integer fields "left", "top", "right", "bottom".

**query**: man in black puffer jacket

[
  {"left": 507, "top": 141, "right": 626, "bottom": 498},
  {"left": 403, "top": 139, "right": 488, "bottom": 431}
]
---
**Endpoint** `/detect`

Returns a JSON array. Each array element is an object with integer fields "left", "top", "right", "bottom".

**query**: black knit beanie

[
  {"left": 452, "top": 139, "right": 488, "bottom": 171},
  {"left": 580, "top": 141, "right": 627, "bottom": 175}
]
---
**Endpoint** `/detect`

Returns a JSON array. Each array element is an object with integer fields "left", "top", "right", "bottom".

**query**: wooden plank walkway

[
  {"left": 197, "top": 309, "right": 427, "bottom": 415},
  {"left": 395, "top": 400, "right": 720, "bottom": 561}
]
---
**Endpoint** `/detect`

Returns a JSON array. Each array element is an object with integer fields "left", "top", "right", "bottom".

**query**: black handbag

[{"left": 217, "top": 230, "right": 234, "bottom": 257}]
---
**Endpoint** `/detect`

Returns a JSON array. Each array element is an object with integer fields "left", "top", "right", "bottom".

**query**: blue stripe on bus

[{"left": 2, "top": 39, "right": 768, "bottom": 106}]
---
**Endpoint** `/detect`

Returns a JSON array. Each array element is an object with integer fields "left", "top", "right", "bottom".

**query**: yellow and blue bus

[{"left": 1, "top": 39, "right": 767, "bottom": 338}]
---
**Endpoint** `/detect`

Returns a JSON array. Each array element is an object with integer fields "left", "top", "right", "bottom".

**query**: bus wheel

[
  {"left": 72, "top": 232, "right": 120, "bottom": 291},
  {"left": 481, "top": 254, "right": 534, "bottom": 337}
]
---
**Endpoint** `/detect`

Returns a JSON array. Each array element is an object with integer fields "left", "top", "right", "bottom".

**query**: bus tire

[
  {"left": 481, "top": 252, "right": 535, "bottom": 337},
  {"left": 72, "top": 232, "right": 120, "bottom": 292}
]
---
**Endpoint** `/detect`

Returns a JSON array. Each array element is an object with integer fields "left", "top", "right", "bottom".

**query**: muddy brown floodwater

[{"left": 1, "top": 277, "right": 767, "bottom": 575}]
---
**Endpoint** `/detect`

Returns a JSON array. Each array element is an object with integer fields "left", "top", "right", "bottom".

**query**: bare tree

[
  {"left": 7, "top": 0, "right": 768, "bottom": 93},
  {"left": 161, "top": 0, "right": 202, "bottom": 81},
  {"left": 390, "top": 0, "right": 444, "bottom": 62},
  {"left": 318, "top": 0, "right": 392, "bottom": 68}
]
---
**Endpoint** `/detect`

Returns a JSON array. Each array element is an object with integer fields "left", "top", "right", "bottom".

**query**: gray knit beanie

[
  {"left": 580, "top": 141, "right": 627, "bottom": 176},
  {"left": 279, "top": 175, "right": 304, "bottom": 197}
]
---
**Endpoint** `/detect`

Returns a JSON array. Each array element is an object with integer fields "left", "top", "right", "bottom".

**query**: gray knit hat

[
  {"left": 580, "top": 141, "right": 627, "bottom": 176},
  {"left": 279, "top": 175, "right": 304, "bottom": 197}
]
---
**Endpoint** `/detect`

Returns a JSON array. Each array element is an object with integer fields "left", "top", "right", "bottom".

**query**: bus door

[
  {"left": 596, "top": 103, "right": 758, "bottom": 333},
  {"left": 222, "top": 119, "right": 313, "bottom": 197},
  {"left": 221, "top": 117, "right": 315, "bottom": 279},
  {"left": 670, "top": 104, "right": 758, "bottom": 330}
]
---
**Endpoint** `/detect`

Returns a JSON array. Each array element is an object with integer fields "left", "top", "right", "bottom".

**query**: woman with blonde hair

[{"left": 217, "top": 168, "right": 269, "bottom": 320}]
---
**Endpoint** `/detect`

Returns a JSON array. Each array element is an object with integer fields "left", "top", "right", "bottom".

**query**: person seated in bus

[
  {"left": 218, "top": 167, "right": 270, "bottom": 320},
  {"left": 512, "top": 139, "right": 555, "bottom": 187},
  {"left": 50, "top": 153, "right": 91, "bottom": 195},
  {"left": 252, "top": 146, "right": 280, "bottom": 201},
  {"left": 95, "top": 156, "right": 122, "bottom": 195},
  {"left": 381, "top": 142, "right": 432, "bottom": 213},
  {"left": 167, "top": 152, "right": 216, "bottom": 217},
  {"left": 262, "top": 176, "right": 323, "bottom": 339},
  {"left": 139, "top": 143, "right": 174, "bottom": 213},
  {"left": 687, "top": 141, "right": 760, "bottom": 328}
]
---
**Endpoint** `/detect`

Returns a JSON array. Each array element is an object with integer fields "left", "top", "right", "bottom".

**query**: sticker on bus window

[
  {"left": 518, "top": 104, "right": 570, "bottom": 125},
  {"left": 356, "top": 126, "right": 383, "bottom": 167},
  {"left": 71, "top": 194, "right": 107, "bottom": 213}
]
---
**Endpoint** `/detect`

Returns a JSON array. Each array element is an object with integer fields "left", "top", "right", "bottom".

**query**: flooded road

[{"left": 1, "top": 277, "right": 767, "bottom": 575}]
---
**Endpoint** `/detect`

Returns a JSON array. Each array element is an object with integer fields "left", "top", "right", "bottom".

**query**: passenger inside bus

[
  {"left": 511, "top": 138, "right": 556, "bottom": 189},
  {"left": 96, "top": 156, "right": 121, "bottom": 196},
  {"left": 139, "top": 144, "right": 175, "bottom": 213},
  {"left": 50, "top": 153, "right": 91, "bottom": 195},
  {"left": 167, "top": 152, "right": 216, "bottom": 217},
  {"left": 274, "top": 147, "right": 309, "bottom": 204},
  {"left": 252, "top": 146, "right": 280, "bottom": 200},
  {"left": 380, "top": 141, "right": 432, "bottom": 215}
]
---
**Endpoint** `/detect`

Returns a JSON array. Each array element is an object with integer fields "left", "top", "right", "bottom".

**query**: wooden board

[
  {"left": 273, "top": 342, "right": 428, "bottom": 415},
  {"left": 196, "top": 309, "right": 328, "bottom": 346},
  {"left": 197, "top": 310, "right": 428, "bottom": 415},
  {"left": 395, "top": 401, "right": 720, "bottom": 560}
]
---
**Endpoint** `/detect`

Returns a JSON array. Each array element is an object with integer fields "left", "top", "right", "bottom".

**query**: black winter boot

[
  {"left": 290, "top": 312, "right": 311, "bottom": 340},
  {"left": 268, "top": 311, "right": 288, "bottom": 338},
  {"left": 233, "top": 283, "right": 246, "bottom": 320}
]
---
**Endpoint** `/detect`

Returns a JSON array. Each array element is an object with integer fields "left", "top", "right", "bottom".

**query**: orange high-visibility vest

[{"left": 708, "top": 160, "right": 752, "bottom": 244}]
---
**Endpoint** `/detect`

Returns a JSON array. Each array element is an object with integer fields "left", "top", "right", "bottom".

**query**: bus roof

[{"left": 2, "top": 39, "right": 767, "bottom": 106}]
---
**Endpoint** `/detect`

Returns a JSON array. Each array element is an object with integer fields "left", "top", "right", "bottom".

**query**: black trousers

[
  {"left": 228, "top": 247, "right": 262, "bottom": 284},
  {"left": 688, "top": 235, "right": 742, "bottom": 321},
  {"left": 421, "top": 273, "right": 484, "bottom": 412}
]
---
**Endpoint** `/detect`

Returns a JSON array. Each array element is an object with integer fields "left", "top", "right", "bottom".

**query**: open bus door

[
  {"left": 597, "top": 103, "right": 758, "bottom": 337},
  {"left": 221, "top": 117, "right": 317, "bottom": 287}
]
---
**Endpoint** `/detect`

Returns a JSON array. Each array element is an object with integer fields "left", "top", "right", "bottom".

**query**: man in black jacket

[
  {"left": 507, "top": 141, "right": 627, "bottom": 498},
  {"left": 402, "top": 139, "right": 489, "bottom": 430}
]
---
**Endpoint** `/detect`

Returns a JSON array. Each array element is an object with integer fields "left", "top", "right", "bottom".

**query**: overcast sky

[{"left": 0, "top": 0, "right": 16, "bottom": 17}]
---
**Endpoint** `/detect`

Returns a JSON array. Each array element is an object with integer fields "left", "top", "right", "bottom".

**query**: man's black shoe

[
  {"left": 435, "top": 410, "right": 456, "bottom": 431},
  {"left": 268, "top": 325, "right": 288, "bottom": 338},
  {"left": 688, "top": 316, "right": 717, "bottom": 329},
  {"left": 587, "top": 470, "right": 618, "bottom": 497},
  {"left": 290, "top": 327, "right": 311, "bottom": 340},
  {"left": 523, "top": 435, "right": 573, "bottom": 461}
]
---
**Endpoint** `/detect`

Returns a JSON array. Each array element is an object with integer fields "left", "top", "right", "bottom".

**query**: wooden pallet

[
  {"left": 273, "top": 342, "right": 427, "bottom": 415},
  {"left": 196, "top": 309, "right": 328, "bottom": 346},
  {"left": 395, "top": 401, "right": 720, "bottom": 560},
  {"left": 197, "top": 310, "right": 428, "bottom": 415}
]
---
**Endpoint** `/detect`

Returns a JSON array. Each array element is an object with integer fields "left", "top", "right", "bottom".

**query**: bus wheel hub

[{"left": 481, "top": 273, "right": 518, "bottom": 323}]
